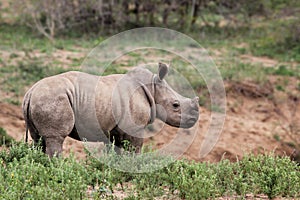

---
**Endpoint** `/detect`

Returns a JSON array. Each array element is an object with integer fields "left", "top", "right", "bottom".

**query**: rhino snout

[
  {"left": 189, "top": 97, "right": 199, "bottom": 114},
  {"left": 178, "top": 97, "right": 199, "bottom": 128}
]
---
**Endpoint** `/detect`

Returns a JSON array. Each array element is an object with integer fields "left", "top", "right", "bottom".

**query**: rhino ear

[
  {"left": 139, "top": 82, "right": 156, "bottom": 124},
  {"left": 158, "top": 62, "right": 169, "bottom": 81}
]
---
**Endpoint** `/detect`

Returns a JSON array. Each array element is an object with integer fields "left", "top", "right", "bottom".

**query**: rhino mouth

[
  {"left": 187, "top": 117, "right": 198, "bottom": 124},
  {"left": 180, "top": 117, "right": 198, "bottom": 128}
]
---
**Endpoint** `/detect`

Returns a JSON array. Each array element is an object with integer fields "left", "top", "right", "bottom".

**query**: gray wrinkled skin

[{"left": 22, "top": 63, "right": 199, "bottom": 157}]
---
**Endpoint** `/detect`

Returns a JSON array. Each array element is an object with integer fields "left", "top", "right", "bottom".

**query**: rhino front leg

[{"left": 110, "top": 127, "right": 144, "bottom": 153}]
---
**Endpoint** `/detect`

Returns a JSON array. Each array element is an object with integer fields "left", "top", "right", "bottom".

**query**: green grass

[
  {"left": 0, "top": 24, "right": 94, "bottom": 103},
  {"left": 272, "top": 65, "right": 300, "bottom": 77},
  {"left": 246, "top": 18, "right": 300, "bottom": 62},
  {"left": 219, "top": 59, "right": 269, "bottom": 84},
  {"left": 0, "top": 142, "right": 299, "bottom": 199},
  {"left": 0, "top": 58, "right": 69, "bottom": 101},
  {"left": 0, "top": 24, "right": 97, "bottom": 52}
]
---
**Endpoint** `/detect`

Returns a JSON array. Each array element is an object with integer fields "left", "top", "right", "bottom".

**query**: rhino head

[
  {"left": 110, "top": 62, "right": 199, "bottom": 152},
  {"left": 133, "top": 62, "right": 199, "bottom": 129},
  {"left": 152, "top": 63, "right": 199, "bottom": 128},
  {"left": 112, "top": 62, "right": 199, "bottom": 135},
  {"left": 154, "top": 63, "right": 199, "bottom": 128}
]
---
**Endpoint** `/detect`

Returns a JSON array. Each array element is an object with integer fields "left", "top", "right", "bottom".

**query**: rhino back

[{"left": 28, "top": 71, "right": 106, "bottom": 141}]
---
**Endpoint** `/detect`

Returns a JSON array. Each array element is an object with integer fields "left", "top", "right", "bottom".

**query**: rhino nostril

[
  {"left": 189, "top": 102, "right": 199, "bottom": 115},
  {"left": 190, "top": 109, "right": 199, "bottom": 115}
]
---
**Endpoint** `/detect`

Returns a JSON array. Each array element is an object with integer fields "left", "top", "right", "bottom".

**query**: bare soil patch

[
  {"left": 240, "top": 54, "right": 278, "bottom": 67},
  {"left": 146, "top": 94, "right": 297, "bottom": 162},
  {"left": 0, "top": 102, "right": 24, "bottom": 141},
  {"left": 0, "top": 48, "right": 86, "bottom": 69}
]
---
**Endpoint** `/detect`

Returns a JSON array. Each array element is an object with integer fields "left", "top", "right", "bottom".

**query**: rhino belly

[{"left": 72, "top": 75, "right": 111, "bottom": 143}]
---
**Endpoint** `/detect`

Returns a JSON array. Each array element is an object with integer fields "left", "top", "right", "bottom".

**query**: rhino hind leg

[
  {"left": 27, "top": 122, "right": 46, "bottom": 152},
  {"left": 31, "top": 95, "right": 75, "bottom": 157},
  {"left": 45, "top": 137, "right": 64, "bottom": 157}
]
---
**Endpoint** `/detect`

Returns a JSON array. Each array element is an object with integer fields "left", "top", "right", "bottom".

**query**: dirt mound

[
  {"left": 146, "top": 98, "right": 296, "bottom": 162},
  {"left": 0, "top": 102, "right": 24, "bottom": 141}
]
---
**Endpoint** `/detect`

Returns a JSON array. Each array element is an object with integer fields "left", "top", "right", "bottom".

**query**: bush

[
  {"left": 0, "top": 142, "right": 299, "bottom": 199},
  {"left": 13, "top": 0, "right": 294, "bottom": 40},
  {"left": 0, "top": 142, "right": 92, "bottom": 199}
]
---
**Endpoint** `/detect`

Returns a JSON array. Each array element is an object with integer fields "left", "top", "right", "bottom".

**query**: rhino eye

[{"left": 172, "top": 101, "right": 180, "bottom": 109}]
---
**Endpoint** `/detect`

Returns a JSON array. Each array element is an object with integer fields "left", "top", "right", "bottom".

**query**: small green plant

[
  {"left": 273, "top": 134, "right": 280, "bottom": 141},
  {"left": 0, "top": 127, "right": 14, "bottom": 146},
  {"left": 274, "top": 65, "right": 296, "bottom": 76},
  {"left": 286, "top": 142, "right": 296, "bottom": 148},
  {"left": 9, "top": 53, "right": 19, "bottom": 59},
  {"left": 102, "top": 65, "right": 127, "bottom": 76},
  {"left": 121, "top": 140, "right": 136, "bottom": 152},
  {"left": 233, "top": 47, "right": 247, "bottom": 54},
  {"left": 276, "top": 84, "right": 285, "bottom": 91},
  {"left": 3, "top": 98, "right": 21, "bottom": 106}
]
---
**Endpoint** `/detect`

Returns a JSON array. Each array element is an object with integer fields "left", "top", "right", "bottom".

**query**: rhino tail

[
  {"left": 25, "top": 124, "right": 29, "bottom": 143},
  {"left": 22, "top": 90, "right": 31, "bottom": 143},
  {"left": 22, "top": 85, "right": 39, "bottom": 143}
]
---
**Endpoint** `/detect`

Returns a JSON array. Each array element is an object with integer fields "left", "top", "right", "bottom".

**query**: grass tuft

[{"left": 0, "top": 127, "right": 15, "bottom": 147}]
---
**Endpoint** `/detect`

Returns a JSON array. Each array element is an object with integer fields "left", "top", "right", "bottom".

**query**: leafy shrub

[
  {"left": 0, "top": 142, "right": 92, "bottom": 199},
  {"left": 0, "top": 142, "right": 299, "bottom": 199}
]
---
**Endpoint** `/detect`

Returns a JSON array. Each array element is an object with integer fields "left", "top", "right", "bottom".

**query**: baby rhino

[{"left": 23, "top": 63, "right": 199, "bottom": 157}]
